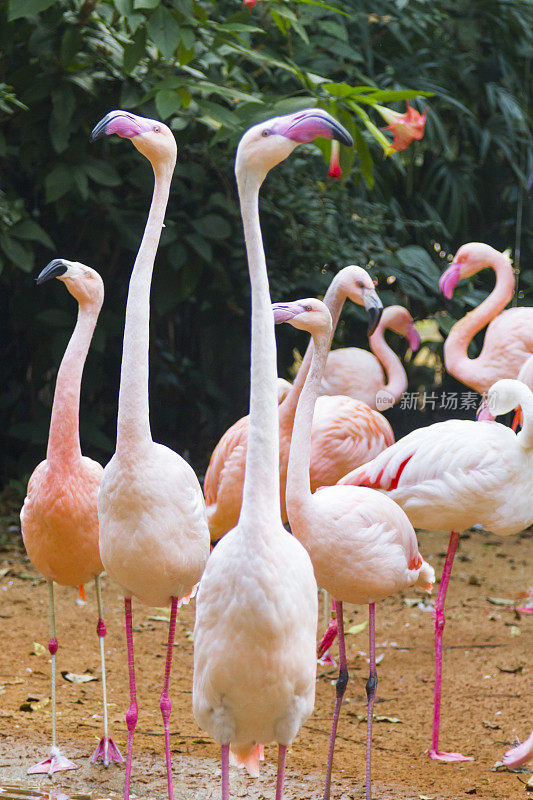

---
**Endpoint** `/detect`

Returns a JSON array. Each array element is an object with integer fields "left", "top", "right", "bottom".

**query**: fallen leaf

[
  {"left": 19, "top": 696, "right": 50, "bottom": 712},
  {"left": 487, "top": 597, "right": 515, "bottom": 606},
  {"left": 0, "top": 567, "right": 10, "bottom": 580},
  {"left": 61, "top": 671, "right": 98, "bottom": 684},
  {"left": 403, "top": 598, "right": 421, "bottom": 607},
  {"left": 497, "top": 664, "right": 524, "bottom": 673},
  {"left": 148, "top": 615, "right": 170, "bottom": 622},
  {"left": 375, "top": 714, "right": 402, "bottom": 723},
  {"left": 32, "top": 642, "right": 47, "bottom": 657},
  {"left": 468, "top": 575, "right": 481, "bottom": 586},
  {"left": 509, "top": 626, "right": 521, "bottom": 637},
  {"left": 482, "top": 721, "right": 501, "bottom": 730},
  {"left": 419, "top": 795, "right": 437, "bottom": 799},
  {"left": 346, "top": 621, "right": 368, "bottom": 636},
  {"left": 526, "top": 774, "right": 533, "bottom": 789}
]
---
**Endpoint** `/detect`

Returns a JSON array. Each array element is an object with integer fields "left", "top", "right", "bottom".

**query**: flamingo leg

[
  {"left": 221, "top": 743, "right": 230, "bottom": 800},
  {"left": 365, "top": 603, "right": 377, "bottom": 800},
  {"left": 91, "top": 576, "right": 123, "bottom": 766},
  {"left": 429, "top": 531, "right": 473, "bottom": 762},
  {"left": 124, "top": 597, "right": 139, "bottom": 800},
  {"left": 275, "top": 744, "right": 287, "bottom": 800},
  {"left": 28, "top": 581, "right": 77, "bottom": 775},
  {"left": 160, "top": 596, "right": 178, "bottom": 800},
  {"left": 323, "top": 599, "right": 348, "bottom": 800}
]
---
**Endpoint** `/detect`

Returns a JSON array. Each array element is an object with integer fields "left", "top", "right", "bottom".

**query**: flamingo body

[
  {"left": 99, "top": 444, "right": 208, "bottom": 607},
  {"left": 22, "top": 457, "right": 102, "bottom": 586},
  {"left": 193, "top": 525, "right": 317, "bottom": 759},
  {"left": 309, "top": 396, "right": 393, "bottom": 490},
  {"left": 340, "top": 418, "right": 532, "bottom": 537}
]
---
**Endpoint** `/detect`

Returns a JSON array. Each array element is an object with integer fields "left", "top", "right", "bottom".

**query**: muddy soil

[{"left": 0, "top": 529, "right": 530, "bottom": 800}]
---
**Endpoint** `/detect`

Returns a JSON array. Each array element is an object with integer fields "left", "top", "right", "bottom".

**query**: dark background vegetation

[{"left": 0, "top": 0, "right": 532, "bottom": 500}]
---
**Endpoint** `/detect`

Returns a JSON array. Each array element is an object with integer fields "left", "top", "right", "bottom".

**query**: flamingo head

[
  {"left": 335, "top": 265, "right": 383, "bottom": 336},
  {"left": 91, "top": 110, "right": 176, "bottom": 168},
  {"left": 36, "top": 259, "right": 104, "bottom": 308},
  {"left": 235, "top": 108, "right": 353, "bottom": 185},
  {"left": 379, "top": 305, "right": 420, "bottom": 351},
  {"left": 272, "top": 297, "right": 332, "bottom": 338},
  {"left": 483, "top": 378, "right": 531, "bottom": 419},
  {"left": 440, "top": 242, "right": 507, "bottom": 299}
]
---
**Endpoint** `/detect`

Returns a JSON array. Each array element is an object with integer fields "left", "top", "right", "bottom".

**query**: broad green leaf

[
  {"left": 45, "top": 165, "right": 74, "bottom": 203},
  {"left": 193, "top": 214, "right": 231, "bottom": 241},
  {"left": 0, "top": 236, "right": 33, "bottom": 271},
  {"left": 85, "top": 161, "right": 122, "bottom": 187},
  {"left": 10, "top": 220, "right": 54, "bottom": 249},
  {"left": 147, "top": 6, "right": 181, "bottom": 60},
  {"left": 7, "top": 0, "right": 55, "bottom": 21},
  {"left": 155, "top": 89, "right": 182, "bottom": 119},
  {"left": 123, "top": 27, "right": 147, "bottom": 72},
  {"left": 134, "top": 0, "right": 160, "bottom": 8}
]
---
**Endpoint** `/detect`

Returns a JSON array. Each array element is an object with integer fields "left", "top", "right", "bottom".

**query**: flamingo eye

[
  {"left": 262, "top": 129, "right": 271, "bottom": 137},
  {"left": 154, "top": 125, "right": 160, "bottom": 132},
  {"left": 356, "top": 281, "right": 365, "bottom": 289},
  {"left": 304, "top": 305, "right": 312, "bottom": 312}
]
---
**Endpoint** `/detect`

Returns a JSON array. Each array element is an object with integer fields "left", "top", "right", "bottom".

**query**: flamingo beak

[
  {"left": 476, "top": 400, "right": 495, "bottom": 422},
  {"left": 36, "top": 259, "right": 69, "bottom": 284},
  {"left": 406, "top": 323, "right": 421, "bottom": 352},
  {"left": 272, "top": 109, "right": 353, "bottom": 147},
  {"left": 272, "top": 302, "right": 308, "bottom": 324},
  {"left": 90, "top": 110, "right": 152, "bottom": 141},
  {"left": 439, "top": 262, "right": 461, "bottom": 300},
  {"left": 363, "top": 289, "right": 383, "bottom": 336}
]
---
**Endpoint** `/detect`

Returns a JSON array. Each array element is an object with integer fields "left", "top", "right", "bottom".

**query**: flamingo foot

[
  {"left": 428, "top": 749, "right": 473, "bottom": 762},
  {"left": 91, "top": 736, "right": 124, "bottom": 766},
  {"left": 28, "top": 747, "right": 78, "bottom": 775},
  {"left": 318, "top": 617, "right": 338, "bottom": 659},
  {"left": 318, "top": 649, "right": 337, "bottom": 667},
  {"left": 502, "top": 732, "right": 533, "bottom": 769}
]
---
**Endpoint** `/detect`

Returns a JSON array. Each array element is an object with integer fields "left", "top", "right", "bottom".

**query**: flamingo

[
  {"left": 20, "top": 259, "right": 122, "bottom": 774},
  {"left": 273, "top": 297, "right": 434, "bottom": 800},
  {"left": 91, "top": 110, "right": 210, "bottom": 800},
  {"left": 440, "top": 242, "right": 533, "bottom": 394},
  {"left": 339, "top": 378, "right": 533, "bottom": 762},
  {"left": 204, "top": 264, "right": 387, "bottom": 542},
  {"left": 503, "top": 730, "right": 533, "bottom": 768},
  {"left": 193, "top": 108, "right": 353, "bottom": 800},
  {"left": 319, "top": 305, "right": 421, "bottom": 409}
]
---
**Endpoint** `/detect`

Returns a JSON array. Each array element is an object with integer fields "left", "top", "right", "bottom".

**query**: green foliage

[{"left": 0, "top": 0, "right": 532, "bottom": 487}]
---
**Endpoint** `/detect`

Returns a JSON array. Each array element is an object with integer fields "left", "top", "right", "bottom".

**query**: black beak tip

[
  {"left": 367, "top": 306, "right": 383, "bottom": 337},
  {"left": 335, "top": 129, "right": 354, "bottom": 148},
  {"left": 36, "top": 259, "right": 68, "bottom": 285}
]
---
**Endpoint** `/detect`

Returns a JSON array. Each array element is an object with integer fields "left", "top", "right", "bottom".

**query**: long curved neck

[
  {"left": 116, "top": 161, "right": 173, "bottom": 456},
  {"left": 238, "top": 178, "right": 281, "bottom": 525},
  {"left": 444, "top": 253, "right": 515, "bottom": 380},
  {"left": 287, "top": 326, "right": 329, "bottom": 503},
  {"left": 516, "top": 390, "right": 533, "bottom": 449},
  {"left": 47, "top": 300, "right": 100, "bottom": 471},
  {"left": 281, "top": 276, "right": 346, "bottom": 419},
  {"left": 369, "top": 326, "right": 407, "bottom": 402}
]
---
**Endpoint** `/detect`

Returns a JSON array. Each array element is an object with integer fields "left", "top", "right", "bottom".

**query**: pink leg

[
  {"left": 28, "top": 581, "right": 77, "bottom": 775},
  {"left": 221, "top": 743, "right": 230, "bottom": 800},
  {"left": 365, "top": 604, "right": 377, "bottom": 800},
  {"left": 275, "top": 744, "right": 287, "bottom": 800},
  {"left": 92, "top": 576, "right": 123, "bottom": 766},
  {"left": 160, "top": 597, "right": 178, "bottom": 800},
  {"left": 124, "top": 598, "right": 139, "bottom": 800},
  {"left": 429, "top": 532, "right": 473, "bottom": 762},
  {"left": 323, "top": 600, "right": 348, "bottom": 800}
]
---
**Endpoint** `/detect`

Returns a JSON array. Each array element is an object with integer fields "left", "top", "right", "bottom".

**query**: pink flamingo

[
  {"left": 319, "top": 305, "right": 421, "bottom": 409},
  {"left": 503, "top": 730, "right": 533, "bottom": 769},
  {"left": 339, "top": 378, "right": 533, "bottom": 762},
  {"left": 274, "top": 297, "right": 434, "bottom": 800},
  {"left": 194, "top": 109, "right": 353, "bottom": 800},
  {"left": 21, "top": 259, "right": 122, "bottom": 774},
  {"left": 91, "top": 111, "right": 210, "bottom": 800},
  {"left": 204, "top": 265, "right": 387, "bottom": 542},
  {"left": 440, "top": 242, "right": 533, "bottom": 394}
]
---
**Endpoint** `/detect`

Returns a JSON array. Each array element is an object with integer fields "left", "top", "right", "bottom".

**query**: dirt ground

[{"left": 0, "top": 528, "right": 531, "bottom": 800}]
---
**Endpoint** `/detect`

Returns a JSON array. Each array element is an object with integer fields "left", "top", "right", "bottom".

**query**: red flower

[
  {"left": 327, "top": 139, "right": 342, "bottom": 179},
  {"left": 243, "top": 0, "right": 257, "bottom": 6},
  {"left": 377, "top": 102, "right": 427, "bottom": 155}
]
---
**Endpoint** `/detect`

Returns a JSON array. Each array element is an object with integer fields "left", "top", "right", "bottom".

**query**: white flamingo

[
  {"left": 339, "top": 378, "right": 533, "bottom": 762},
  {"left": 193, "top": 108, "right": 353, "bottom": 800},
  {"left": 274, "top": 297, "right": 434, "bottom": 800},
  {"left": 91, "top": 110, "right": 210, "bottom": 800}
]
